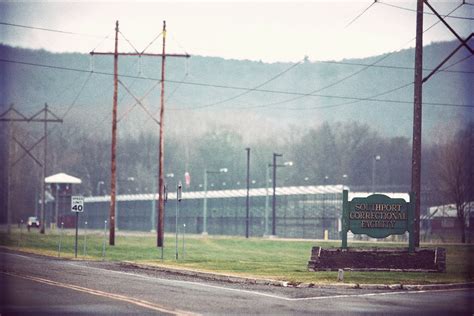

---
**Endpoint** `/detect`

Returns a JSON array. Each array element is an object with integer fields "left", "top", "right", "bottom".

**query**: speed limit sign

[{"left": 71, "top": 196, "right": 84, "bottom": 213}]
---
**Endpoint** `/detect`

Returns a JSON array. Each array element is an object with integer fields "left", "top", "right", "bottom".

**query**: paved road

[{"left": 1, "top": 249, "right": 473, "bottom": 315}]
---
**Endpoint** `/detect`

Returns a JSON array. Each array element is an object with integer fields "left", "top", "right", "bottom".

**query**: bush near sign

[{"left": 342, "top": 190, "right": 415, "bottom": 252}]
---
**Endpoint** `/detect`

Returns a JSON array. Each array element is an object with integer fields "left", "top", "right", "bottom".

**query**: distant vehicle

[{"left": 27, "top": 216, "right": 40, "bottom": 229}]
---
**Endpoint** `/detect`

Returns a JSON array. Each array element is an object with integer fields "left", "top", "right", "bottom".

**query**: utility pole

[
  {"left": 411, "top": 0, "right": 423, "bottom": 249},
  {"left": 157, "top": 21, "right": 167, "bottom": 248},
  {"left": 272, "top": 153, "right": 282, "bottom": 236},
  {"left": 245, "top": 148, "right": 250, "bottom": 238},
  {"left": 109, "top": 20, "right": 119, "bottom": 245},
  {"left": 411, "top": 0, "right": 473, "bottom": 247},
  {"left": 0, "top": 104, "right": 62, "bottom": 234},
  {"left": 90, "top": 20, "right": 190, "bottom": 246}
]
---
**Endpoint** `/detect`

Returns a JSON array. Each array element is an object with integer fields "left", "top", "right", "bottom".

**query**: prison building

[{"left": 77, "top": 185, "right": 411, "bottom": 239}]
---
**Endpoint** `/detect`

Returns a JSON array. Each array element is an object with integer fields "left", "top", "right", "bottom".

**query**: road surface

[{"left": 1, "top": 248, "right": 473, "bottom": 315}]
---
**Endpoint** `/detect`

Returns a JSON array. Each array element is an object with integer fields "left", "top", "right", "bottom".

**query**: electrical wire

[
  {"left": 90, "top": 32, "right": 113, "bottom": 53},
  {"left": 118, "top": 79, "right": 160, "bottom": 125},
  {"left": 118, "top": 80, "right": 161, "bottom": 123},
  {"left": 276, "top": 54, "right": 474, "bottom": 111},
  {"left": 345, "top": 0, "right": 377, "bottom": 28},
  {"left": 317, "top": 60, "right": 471, "bottom": 74},
  {"left": 119, "top": 30, "right": 140, "bottom": 55},
  {"left": 377, "top": 0, "right": 474, "bottom": 20},
  {"left": 58, "top": 71, "right": 94, "bottom": 120},
  {"left": 141, "top": 32, "right": 163, "bottom": 54},
  {"left": 0, "top": 57, "right": 472, "bottom": 108},
  {"left": 0, "top": 21, "right": 109, "bottom": 38},
  {"left": 220, "top": 1, "right": 470, "bottom": 111},
  {"left": 188, "top": 59, "right": 304, "bottom": 110}
]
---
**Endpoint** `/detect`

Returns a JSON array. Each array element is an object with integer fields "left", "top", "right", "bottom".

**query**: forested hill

[{"left": 0, "top": 40, "right": 473, "bottom": 142}]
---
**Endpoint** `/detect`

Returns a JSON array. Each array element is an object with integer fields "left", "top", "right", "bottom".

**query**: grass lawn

[{"left": 1, "top": 228, "right": 473, "bottom": 285}]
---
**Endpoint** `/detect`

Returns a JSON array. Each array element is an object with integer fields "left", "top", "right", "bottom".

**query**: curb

[
  {"left": 120, "top": 260, "right": 474, "bottom": 291},
  {"left": 3, "top": 247, "right": 473, "bottom": 292}
]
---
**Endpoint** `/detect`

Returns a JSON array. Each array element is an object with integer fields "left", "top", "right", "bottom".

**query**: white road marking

[
  {"left": 65, "top": 261, "right": 473, "bottom": 302},
  {"left": 2, "top": 271, "right": 199, "bottom": 316},
  {"left": 2, "top": 250, "right": 473, "bottom": 303}
]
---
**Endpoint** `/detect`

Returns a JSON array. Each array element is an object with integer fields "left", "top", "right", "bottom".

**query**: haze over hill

[{"left": 1, "top": 39, "right": 473, "bottom": 144}]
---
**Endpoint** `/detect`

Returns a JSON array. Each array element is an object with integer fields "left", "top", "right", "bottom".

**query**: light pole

[
  {"left": 342, "top": 174, "right": 348, "bottom": 186},
  {"left": 323, "top": 175, "right": 329, "bottom": 239},
  {"left": 264, "top": 163, "right": 272, "bottom": 236},
  {"left": 372, "top": 155, "right": 381, "bottom": 193},
  {"left": 270, "top": 153, "right": 293, "bottom": 237},
  {"left": 97, "top": 181, "right": 105, "bottom": 196},
  {"left": 175, "top": 181, "right": 182, "bottom": 260},
  {"left": 203, "top": 168, "right": 228, "bottom": 235},
  {"left": 245, "top": 148, "right": 250, "bottom": 238}
]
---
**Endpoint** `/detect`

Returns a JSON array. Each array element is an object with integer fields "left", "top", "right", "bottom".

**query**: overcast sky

[{"left": 0, "top": 1, "right": 472, "bottom": 62}]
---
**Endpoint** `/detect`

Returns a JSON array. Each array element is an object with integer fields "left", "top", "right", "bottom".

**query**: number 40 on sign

[{"left": 71, "top": 196, "right": 84, "bottom": 212}]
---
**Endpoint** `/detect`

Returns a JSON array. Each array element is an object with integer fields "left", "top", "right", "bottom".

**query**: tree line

[{"left": 2, "top": 121, "right": 472, "bottom": 241}]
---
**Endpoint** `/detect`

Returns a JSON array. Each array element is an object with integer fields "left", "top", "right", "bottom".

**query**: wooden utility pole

[
  {"left": 411, "top": 0, "right": 473, "bottom": 247},
  {"left": 109, "top": 20, "right": 119, "bottom": 246},
  {"left": 90, "top": 20, "right": 189, "bottom": 246},
  {"left": 157, "top": 21, "right": 167, "bottom": 247},
  {"left": 411, "top": 0, "right": 423, "bottom": 248}
]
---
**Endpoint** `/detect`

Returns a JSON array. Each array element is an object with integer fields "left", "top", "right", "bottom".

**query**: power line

[
  {"left": 317, "top": 60, "right": 471, "bottom": 74},
  {"left": 0, "top": 21, "right": 108, "bottom": 38},
  {"left": 345, "top": 0, "right": 377, "bottom": 28},
  {"left": 218, "top": 2, "right": 470, "bottom": 111},
  {"left": 377, "top": 0, "right": 474, "bottom": 20},
  {"left": 0, "top": 57, "right": 472, "bottom": 108},
  {"left": 119, "top": 30, "right": 140, "bottom": 55},
  {"left": 275, "top": 54, "right": 474, "bottom": 111},
  {"left": 188, "top": 59, "right": 304, "bottom": 110},
  {"left": 141, "top": 32, "right": 163, "bottom": 55},
  {"left": 58, "top": 72, "right": 94, "bottom": 120}
]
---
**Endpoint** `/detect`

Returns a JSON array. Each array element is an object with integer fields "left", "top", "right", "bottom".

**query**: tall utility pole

[
  {"left": 90, "top": 20, "right": 190, "bottom": 246},
  {"left": 157, "top": 21, "right": 167, "bottom": 248},
  {"left": 157, "top": 21, "right": 190, "bottom": 248},
  {"left": 411, "top": 0, "right": 423, "bottom": 248},
  {"left": 411, "top": 0, "right": 473, "bottom": 247},
  {"left": 245, "top": 148, "right": 250, "bottom": 238},
  {"left": 0, "top": 104, "right": 62, "bottom": 234},
  {"left": 109, "top": 21, "right": 119, "bottom": 245}
]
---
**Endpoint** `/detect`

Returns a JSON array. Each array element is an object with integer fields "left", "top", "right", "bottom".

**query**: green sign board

[{"left": 342, "top": 190, "right": 415, "bottom": 252}]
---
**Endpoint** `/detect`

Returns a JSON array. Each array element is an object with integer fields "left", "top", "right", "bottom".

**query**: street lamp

[
  {"left": 342, "top": 174, "right": 348, "bottom": 184},
  {"left": 372, "top": 155, "right": 381, "bottom": 193},
  {"left": 264, "top": 160, "right": 294, "bottom": 236},
  {"left": 97, "top": 181, "right": 105, "bottom": 195},
  {"left": 202, "top": 167, "right": 228, "bottom": 235},
  {"left": 245, "top": 148, "right": 251, "bottom": 239}
]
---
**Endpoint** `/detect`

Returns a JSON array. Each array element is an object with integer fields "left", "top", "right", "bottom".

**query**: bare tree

[{"left": 436, "top": 124, "right": 473, "bottom": 243}]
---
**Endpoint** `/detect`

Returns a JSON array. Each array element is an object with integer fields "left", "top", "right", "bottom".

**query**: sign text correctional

[
  {"left": 342, "top": 190, "right": 415, "bottom": 252},
  {"left": 350, "top": 203, "right": 407, "bottom": 229}
]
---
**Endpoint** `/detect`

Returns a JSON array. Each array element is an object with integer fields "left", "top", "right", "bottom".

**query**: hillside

[{"left": 0, "top": 40, "right": 473, "bottom": 142}]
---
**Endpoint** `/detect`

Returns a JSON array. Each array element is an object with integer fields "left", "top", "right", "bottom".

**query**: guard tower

[{"left": 45, "top": 173, "right": 82, "bottom": 229}]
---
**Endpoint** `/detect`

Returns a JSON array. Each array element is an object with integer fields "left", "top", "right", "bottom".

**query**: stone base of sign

[{"left": 307, "top": 247, "right": 446, "bottom": 273}]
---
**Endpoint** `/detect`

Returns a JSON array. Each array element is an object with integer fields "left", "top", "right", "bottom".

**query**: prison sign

[{"left": 341, "top": 190, "right": 415, "bottom": 252}]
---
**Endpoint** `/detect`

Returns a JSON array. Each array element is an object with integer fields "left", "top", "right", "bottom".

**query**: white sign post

[{"left": 71, "top": 196, "right": 84, "bottom": 258}]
